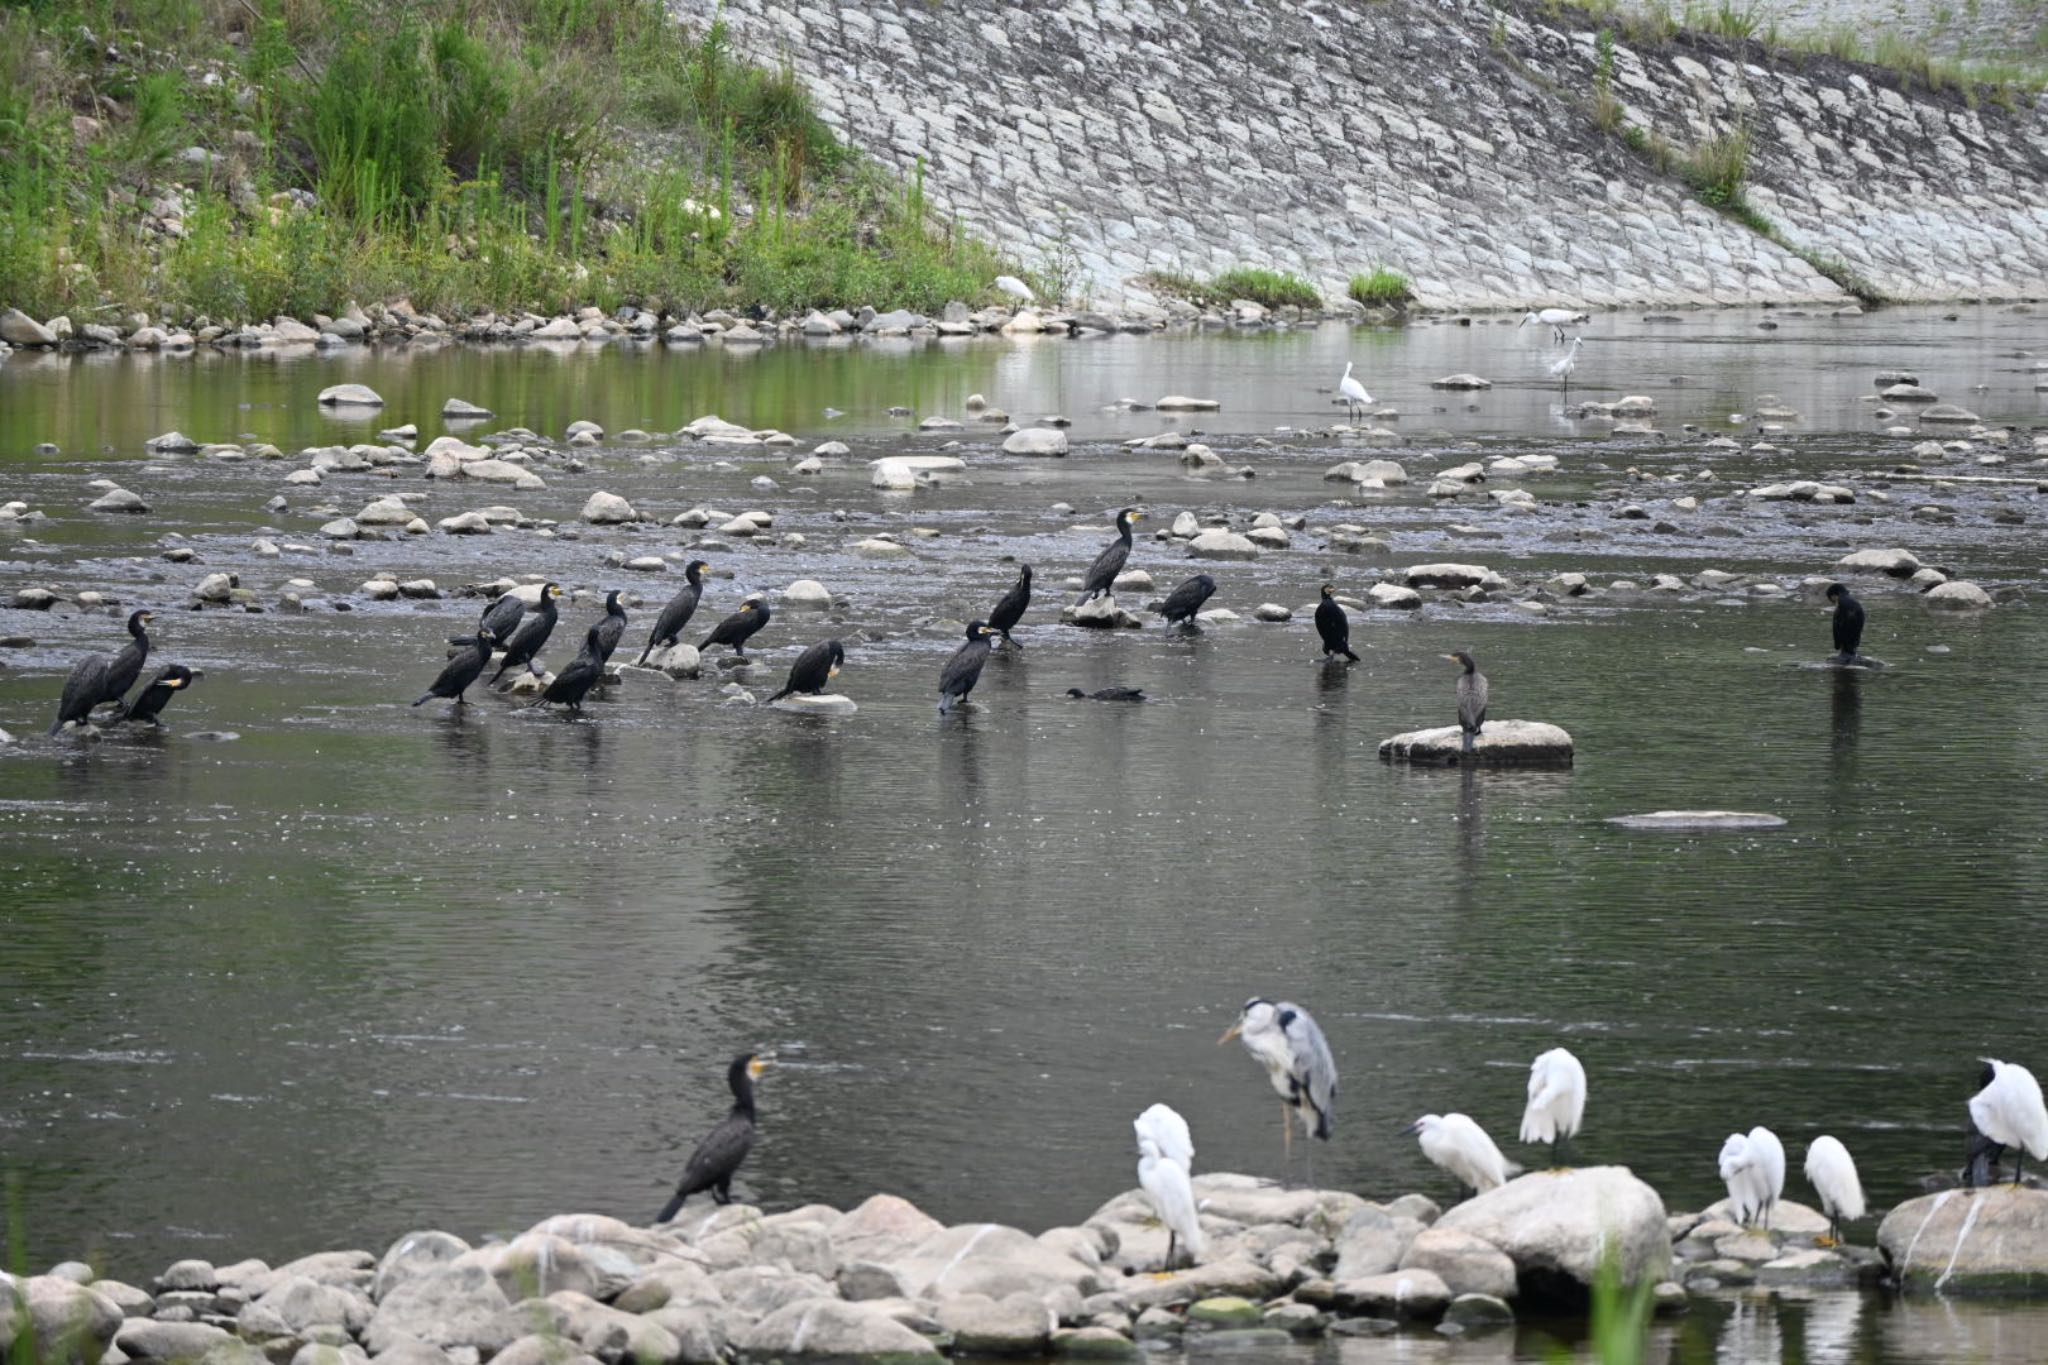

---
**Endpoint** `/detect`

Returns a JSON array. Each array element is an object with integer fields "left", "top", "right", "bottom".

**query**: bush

[
  {"left": 1348, "top": 268, "right": 1411, "bottom": 304},
  {"left": 1208, "top": 267, "right": 1321, "bottom": 309}
]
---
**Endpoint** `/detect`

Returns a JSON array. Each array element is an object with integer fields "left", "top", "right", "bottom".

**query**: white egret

[
  {"left": 1519, "top": 1047, "right": 1586, "bottom": 1166},
  {"left": 1969, "top": 1058, "right": 2048, "bottom": 1184},
  {"left": 1220, "top": 997, "right": 1337, "bottom": 1179},
  {"left": 1519, "top": 307, "right": 1589, "bottom": 343},
  {"left": 1803, "top": 1135, "right": 1865, "bottom": 1246},
  {"left": 1134, "top": 1104, "right": 1203, "bottom": 1269},
  {"left": 1549, "top": 335, "right": 1585, "bottom": 396},
  {"left": 994, "top": 274, "right": 1035, "bottom": 304},
  {"left": 1337, "top": 361, "right": 1373, "bottom": 421},
  {"left": 1404, "top": 1113, "right": 1518, "bottom": 1196},
  {"left": 1718, "top": 1126, "right": 1787, "bottom": 1230}
]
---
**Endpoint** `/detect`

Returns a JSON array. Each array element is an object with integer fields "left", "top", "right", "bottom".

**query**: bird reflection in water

[{"left": 1830, "top": 667, "right": 1861, "bottom": 758}]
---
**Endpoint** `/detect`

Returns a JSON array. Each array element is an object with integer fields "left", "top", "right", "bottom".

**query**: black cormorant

[
  {"left": 1066, "top": 687, "right": 1145, "bottom": 702},
  {"left": 414, "top": 628, "right": 495, "bottom": 707},
  {"left": 1314, "top": 585, "right": 1358, "bottom": 662},
  {"left": 938, "top": 621, "right": 996, "bottom": 714},
  {"left": 766, "top": 640, "right": 845, "bottom": 702},
  {"left": 1825, "top": 582, "right": 1865, "bottom": 663},
  {"left": 50, "top": 609, "right": 154, "bottom": 734},
  {"left": 1447, "top": 651, "right": 1488, "bottom": 752},
  {"left": 1075, "top": 509, "right": 1142, "bottom": 605},
  {"left": 118, "top": 664, "right": 194, "bottom": 728},
  {"left": 534, "top": 625, "right": 605, "bottom": 712},
  {"left": 457, "top": 591, "right": 525, "bottom": 647},
  {"left": 638, "top": 561, "right": 710, "bottom": 663},
  {"left": 657, "top": 1053, "right": 771, "bottom": 1219},
  {"left": 1159, "top": 573, "right": 1216, "bottom": 626},
  {"left": 488, "top": 583, "right": 561, "bottom": 686},
  {"left": 593, "top": 590, "right": 629, "bottom": 664},
  {"left": 701, "top": 598, "right": 771, "bottom": 659},
  {"left": 987, "top": 565, "right": 1032, "bottom": 648}
]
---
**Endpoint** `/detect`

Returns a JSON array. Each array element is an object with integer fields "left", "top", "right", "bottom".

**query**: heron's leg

[
  {"left": 1305, "top": 1141, "right": 1317, "bottom": 1191},
  {"left": 2018, "top": 1152, "right": 2027, "bottom": 1188},
  {"left": 1166, "top": 1231, "right": 1178, "bottom": 1271}
]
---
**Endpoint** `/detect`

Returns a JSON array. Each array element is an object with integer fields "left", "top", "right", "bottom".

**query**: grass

[
  {"left": 1348, "top": 268, "right": 1412, "bottom": 305},
  {"left": 1208, "top": 267, "right": 1323, "bottom": 310},
  {"left": 0, "top": 0, "right": 1027, "bottom": 323}
]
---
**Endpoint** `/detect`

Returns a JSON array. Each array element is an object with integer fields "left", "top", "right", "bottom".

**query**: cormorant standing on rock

[
  {"left": 766, "top": 640, "right": 844, "bottom": 702},
  {"left": 1159, "top": 573, "right": 1216, "bottom": 626},
  {"left": 701, "top": 598, "right": 771, "bottom": 659},
  {"left": 1066, "top": 687, "right": 1145, "bottom": 702},
  {"left": 1314, "top": 585, "right": 1358, "bottom": 662},
  {"left": 414, "top": 629, "right": 495, "bottom": 708},
  {"left": 489, "top": 583, "right": 561, "bottom": 686},
  {"left": 50, "top": 609, "right": 154, "bottom": 734},
  {"left": 638, "top": 561, "right": 710, "bottom": 664},
  {"left": 1447, "top": 651, "right": 1488, "bottom": 752},
  {"left": 534, "top": 625, "right": 605, "bottom": 712},
  {"left": 1825, "top": 582, "right": 1865, "bottom": 663},
  {"left": 938, "top": 621, "right": 996, "bottom": 714},
  {"left": 657, "top": 1053, "right": 771, "bottom": 1219},
  {"left": 1076, "top": 509, "right": 1142, "bottom": 605},
  {"left": 593, "top": 590, "right": 629, "bottom": 664},
  {"left": 987, "top": 565, "right": 1032, "bottom": 649},
  {"left": 118, "top": 665, "right": 195, "bottom": 728}
]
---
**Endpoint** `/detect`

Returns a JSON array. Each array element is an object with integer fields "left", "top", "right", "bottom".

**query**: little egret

[
  {"left": 1824, "top": 583, "right": 1866, "bottom": 664},
  {"left": 1338, "top": 361, "right": 1373, "bottom": 420},
  {"left": 1446, "top": 651, "right": 1488, "bottom": 752},
  {"left": 1221, "top": 998, "right": 1337, "bottom": 1179},
  {"left": 1964, "top": 1060, "right": 2008, "bottom": 1188},
  {"left": 1803, "top": 1135, "right": 1865, "bottom": 1245},
  {"left": 1405, "top": 1113, "right": 1518, "bottom": 1196},
  {"left": 1549, "top": 335, "right": 1585, "bottom": 396},
  {"left": 994, "top": 275, "right": 1036, "bottom": 304},
  {"left": 657, "top": 1053, "right": 770, "bottom": 1219},
  {"left": 1134, "top": 1104, "right": 1204, "bottom": 1270},
  {"left": 1969, "top": 1058, "right": 2048, "bottom": 1184},
  {"left": 1519, "top": 1047, "right": 1586, "bottom": 1165},
  {"left": 1519, "top": 308, "right": 1590, "bottom": 343},
  {"left": 1718, "top": 1126, "right": 1787, "bottom": 1229}
]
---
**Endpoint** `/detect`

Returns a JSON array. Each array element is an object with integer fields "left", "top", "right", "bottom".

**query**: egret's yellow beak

[{"left": 1218, "top": 1022, "right": 1243, "bottom": 1045}]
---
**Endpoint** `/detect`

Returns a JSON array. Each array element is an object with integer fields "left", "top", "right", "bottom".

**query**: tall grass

[
  {"left": 1348, "top": 268, "right": 1411, "bottom": 304},
  {"left": 1208, "top": 267, "right": 1322, "bottom": 309}
]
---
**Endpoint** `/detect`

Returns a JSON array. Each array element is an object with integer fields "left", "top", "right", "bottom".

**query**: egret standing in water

[
  {"left": 1446, "top": 651, "right": 1488, "bottom": 752},
  {"left": 1718, "top": 1126, "right": 1787, "bottom": 1230},
  {"left": 1221, "top": 998, "right": 1337, "bottom": 1180},
  {"left": 1076, "top": 509, "right": 1142, "bottom": 605},
  {"left": 50, "top": 609, "right": 154, "bottom": 733},
  {"left": 1970, "top": 1058, "right": 2048, "bottom": 1185},
  {"left": 1519, "top": 1047, "right": 1586, "bottom": 1166},
  {"left": 1804, "top": 1136, "right": 1865, "bottom": 1246},
  {"left": 656, "top": 1053, "right": 771, "bottom": 1219},
  {"left": 1824, "top": 583, "right": 1866, "bottom": 664},
  {"left": 1404, "top": 1113, "right": 1517, "bottom": 1197},
  {"left": 1550, "top": 335, "right": 1585, "bottom": 395},
  {"left": 1338, "top": 362, "right": 1373, "bottom": 421},
  {"left": 1134, "top": 1103, "right": 1204, "bottom": 1270},
  {"left": 1519, "top": 307, "right": 1589, "bottom": 343}
]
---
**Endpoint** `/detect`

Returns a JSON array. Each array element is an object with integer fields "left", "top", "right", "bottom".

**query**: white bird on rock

[
  {"left": 1519, "top": 307, "right": 1589, "bottom": 343},
  {"left": 1970, "top": 1058, "right": 2048, "bottom": 1185},
  {"left": 1221, "top": 997, "right": 1337, "bottom": 1181},
  {"left": 994, "top": 275, "right": 1035, "bottom": 304},
  {"left": 1519, "top": 1047, "right": 1587, "bottom": 1166},
  {"left": 1405, "top": 1113, "right": 1518, "bottom": 1197},
  {"left": 1718, "top": 1126, "right": 1787, "bottom": 1229},
  {"left": 1134, "top": 1103, "right": 1204, "bottom": 1270},
  {"left": 1803, "top": 1135, "right": 1865, "bottom": 1246},
  {"left": 1338, "top": 361, "right": 1373, "bottom": 421}
]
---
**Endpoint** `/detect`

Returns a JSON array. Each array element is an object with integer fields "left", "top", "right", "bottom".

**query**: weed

[
  {"left": 1208, "top": 266, "right": 1322, "bottom": 309},
  {"left": 1348, "top": 268, "right": 1412, "bottom": 304}
]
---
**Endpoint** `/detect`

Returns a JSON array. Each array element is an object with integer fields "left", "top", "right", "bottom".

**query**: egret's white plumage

[
  {"left": 1338, "top": 361, "right": 1373, "bottom": 420},
  {"left": 1548, "top": 334, "right": 1585, "bottom": 390},
  {"left": 1803, "top": 1135, "right": 1865, "bottom": 1242},
  {"left": 994, "top": 275, "right": 1036, "bottom": 303},
  {"left": 1519, "top": 1047, "right": 1587, "bottom": 1160},
  {"left": 1133, "top": 1104, "right": 1204, "bottom": 1269},
  {"left": 1718, "top": 1126, "right": 1787, "bottom": 1229},
  {"left": 1134, "top": 1102, "right": 1194, "bottom": 1171},
  {"left": 1969, "top": 1059, "right": 2048, "bottom": 1182},
  {"left": 1222, "top": 997, "right": 1337, "bottom": 1144},
  {"left": 1407, "top": 1113, "right": 1518, "bottom": 1195},
  {"left": 1520, "top": 307, "right": 1589, "bottom": 342}
]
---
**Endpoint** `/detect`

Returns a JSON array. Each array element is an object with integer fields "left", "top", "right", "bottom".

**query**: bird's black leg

[
  {"left": 715, "top": 1180, "right": 731, "bottom": 1205},
  {"left": 1165, "top": 1231, "right": 1178, "bottom": 1271},
  {"left": 2017, "top": 1152, "right": 2027, "bottom": 1188}
]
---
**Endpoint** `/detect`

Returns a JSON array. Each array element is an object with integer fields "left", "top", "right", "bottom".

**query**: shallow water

[{"left": 3, "top": 307, "right": 2048, "bottom": 1363}]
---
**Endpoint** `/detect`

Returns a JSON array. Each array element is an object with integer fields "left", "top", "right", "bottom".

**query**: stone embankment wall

[{"left": 670, "top": 0, "right": 2048, "bottom": 310}]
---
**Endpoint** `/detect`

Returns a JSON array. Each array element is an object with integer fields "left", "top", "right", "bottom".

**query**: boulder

[
  {"left": 149, "top": 431, "right": 201, "bottom": 452},
  {"left": 1367, "top": 583, "right": 1422, "bottom": 610},
  {"left": 373, "top": 1232, "right": 471, "bottom": 1300},
  {"left": 239, "top": 1276, "right": 372, "bottom": 1335},
  {"left": 934, "top": 1293, "right": 1051, "bottom": 1355},
  {"left": 1398, "top": 1228, "right": 1518, "bottom": 1299},
  {"left": 831, "top": 1195, "right": 946, "bottom": 1266},
  {"left": 442, "top": 399, "right": 493, "bottom": 419},
  {"left": 1442, "top": 1293, "right": 1515, "bottom": 1331},
  {"left": 363, "top": 1266, "right": 513, "bottom": 1355},
  {"left": 1378, "top": 721, "right": 1573, "bottom": 768},
  {"left": 1925, "top": 580, "right": 1993, "bottom": 609},
  {"left": 0, "top": 308, "right": 58, "bottom": 346},
  {"left": 1834, "top": 547, "right": 1920, "bottom": 578},
  {"left": 580, "top": 492, "right": 638, "bottom": 524},
  {"left": 113, "top": 1319, "right": 237, "bottom": 1361},
  {"left": 1920, "top": 403, "right": 1981, "bottom": 425},
  {"left": 892, "top": 1224, "right": 1101, "bottom": 1301},
  {"left": 773, "top": 694, "right": 857, "bottom": 716},
  {"left": 643, "top": 643, "right": 701, "bottom": 679},
  {"left": 1877, "top": 1186, "right": 2048, "bottom": 1293},
  {"left": 89, "top": 488, "right": 150, "bottom": 514},
  {"left": 1404, "top": 563, "right": 1504, "bottom": 590},
  {"left": 1332, "top": 1269, "right": 1450, "bottom": 1320},
  {"left": 782, "top": 580, "right": 833, "bottom": 608},
  {"left": 855, "top": 539, "right": 913, "bottom": 559},
  {"left": 453, "top": 1234, "right": 600, "bottom": 1303},
  {"left": 22, "top": 1276, "right": 124, "bottom": 1364},
  {"left": 1187, "top": 530, "right": 1259, "bottom": 561},
  {"left": 317, "top": 385, "right": 384, "bottom": 407},
  {"left": 542, "top": 1290, "right": 683, "bottom": 1363},
  {"left": 869, "top": 460, "right": 918, "bottom": 491},
  {"left": 1432, "top": 1167, "right": 1669, "bottom": 1303},
  {"left": 1882, "top": 383, "right": 1938, "bottom": 402},
  {"left": 734, "top": 1301, "right": 938, "bottom": 1359},
  {"left": 1002, "top": 428, "right": 1069, "bottom": 457},
  {"left": 1333, "top": 1208, "right": 1422, "bottom": 1280},
  {"left": 1431, "top": 374, "right": 1492, "bottom": 390}
]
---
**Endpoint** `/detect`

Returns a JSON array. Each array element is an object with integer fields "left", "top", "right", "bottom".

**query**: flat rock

[
  {"left": 1187, "top": 529, "right": 1259, "bottom": 560},
  {"left": 734, "top": 1300, "right": 938, "bottom": 1359},
  {"left": 1606, "top": 810, "right": 1786, "bottom": 830},
  {"left": 1331, "top": 1270, "right": 1450, "bottom": 1321},
  {"left": 1431, "top": 374, "right": 1492, "bottom": 390},
  {"left": 364, "top": 1266, "right": 513, "bottom": 1354},
  {"left": 1404, "top": 563, "right": 1504, "bottom": 590},
  {"left": 772, "top": 694, "right": 857, "bottom": 716},
  {"left": 317, "top": 385, "right": 384, "bottom": 407},
  {"left": 1154, "top": 395, "right": 1220, "bottom": 411},
  {"left": 1835, "top": 547, "right": 1920, "bottom": 578},
  {"left": 1002, "top": 428, "right": 1069, "bottom": 456},
  {"left": 114, "top": 1318, "right": 235, "bottom": 1361},
  {"left": 1378, "top": 721, "right": 1574, "bottom": 768}
]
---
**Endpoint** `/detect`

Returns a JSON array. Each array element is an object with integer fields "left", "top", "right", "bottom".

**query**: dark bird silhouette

[
  {"left": 987, "top": 565, "right": 1032, "bottom": 648},
  {"left": 1159, "top": 573, "right": 1217, "bottom": 626},
  {"left": 414, "top": 629, "right": 495, "bottom": 707},
  {"left": 50, "top": 610, "right": 154, "bottom": 734},
  {"left": 1314, "top": 585, "right": 1359, "bottom": 662},
  {"left": 766, "top": 640, "right": 845, "bottom": 703},
  {"left": 656, "top": 1053, "right": 771, "bottom": 1220},
  {"left": 1066, "top": 686, "right": 1145, "bottom": 702},
  {"left": 638, "top": 561, "right": 710, "bottom": 663},
  {"left": 453, "top": 590, "right": 526, "bottom": 648},
  {"left": 938, "top": 621, "right": 996, "bottom": 714},
  {"left": 1825, "top": 582, "right": 1865, "bottom": 663},
  {"left": 1964, "top": 1061, "right": 2008, "bottom": 1189},
  {"left": 593, "top": 590, "right": 629, "bottom": 664},
  {"left": 533, "top": 625, "right": 605, "bottom": 712},
  {"left": 488, "top": 583, "right": 561, "bottom": 686},
  {"left": 1447, "top": 651, "right": 1488, "bottom": 752},
  {"left": 702, "top": 598, "right": 772, "bottom": 659},
  {"left": 118, "top": 664, "right": 194, "bottom": 728},
  {"left": 1076, "top": 508, "right": 1142, "bottom": 605}
]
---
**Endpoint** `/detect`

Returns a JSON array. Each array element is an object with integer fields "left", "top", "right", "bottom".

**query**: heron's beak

[
  {"left": 1398, "top": 1120, "right": 1423, "bottom": 1136},
  {"left": 1218, "top": 1023, "right": 1243, "bottom": 1045}
]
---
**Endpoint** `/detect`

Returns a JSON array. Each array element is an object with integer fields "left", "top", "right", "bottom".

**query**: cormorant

[
  {"left": 1075, "top": 509, "right": 1142, "bottom": 605},
  {"left": 593, "top": 590, "right": 629, "bottom": 664},
  {"left": 414, "top": 629, "right": 495, "bottom": 707},
  {"left": 1158, "top": 573, "right": 1216, "bottom": 626},
  {"left": 50, "top": 609, "right": 154, "bottom": 734},
  {"left": 1314, "top": 585, "right": 1358, "bottom": 662},
  {"left": 656, "top": 1053, "right": 771, "bottom": 1219},
  {"left": 1447, "top": 651, "right": 1488, "bottom": 752},
  {"left": 534, "top": 625, "right": 605, "bottom": 712},
  {"left": 938, "top": 621, "right": 996, "bottom": 714},
  {"left": 701, "top": 598, "right": 771, "bottom": 659},
  {"left": 638, "top": 561, "right": 710, "bottom": 663},
  {"left": 1066, "top": 687, "right": 1145, "bottom": 702},
  {"left": 488, "top": 583, "right": 561, "bottom": 686},
  {"left": 457, "top": 591, "right": 525, "bottom": 648},
  {"left": 1825, "top": 582, "right": 1865, "bottom": 663},
  {"left": 118, "top": 664, "right": 194, "bottom": 728},
  {"left": 766, "top": 640, "right": 844, "bottom": 702},
  {"left": 987, "top": 565, "right": 1032, "bottom": 648}
]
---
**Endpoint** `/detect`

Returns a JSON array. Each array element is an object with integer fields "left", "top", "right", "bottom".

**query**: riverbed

[{"left": 3, "top": 306, "right": 2047, "bottom": 1362}]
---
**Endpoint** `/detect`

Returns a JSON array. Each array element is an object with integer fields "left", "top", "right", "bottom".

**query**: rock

[
  {"left": 156, "top": 1263, "right": 219, "bottom": 1293},
  {"left": 1367, "top": 583, "right": 1422, "bottom": 610},
  {"left": 1834, "top": 548, "right": 1921, "bottom": 578},
  {"left": 1608, "top": 810, "right": 1786, "bottom": 830},
  {"left": 1431, "top": 374, "right": 1492, "bottom": 390},
  {"left": 438, "top": 512, "right": 493, "bottom": 534},
  {"left": 363, "top": 1267, "right": 513, "bottom": 1355},
  {"left": 869, "top": 460, "right": 919, "bottom": 490},
  {"left": 782, "top": 580, "right": 834, "bottom": 608},
  {"left": 1154, "top": 396, "right": 1220, "bottom": 411},
  {"left": 23, "top": 1276, "right": 124, "bottom": 1364},
  {"left": 579, "top": 492, "right": 638, "bottom": 524},
  {"left": 1879, "top": 1186, "right": 2048, "bottom": 1293},
  {"left": 1050, "top": 1326, "right": 1137, "bottom": 1358},
  {"left": 1881, "top": 383, "right": 1939, "bottom": 402},
  {"left": 1184, "top": 1297, "right": 1261, "bottom": 1326},
  {"left": 1398, "top": 1229, "right": 1517, "bottom": 1300},
  {"left": 1404, "top": 563, "right": 1503, "bottom": 590},
  {"left": 1332, "top": 1270, "right": 1450, "bottom": 1321},
  {"left": 317, "top": 385, "right": 384, "bottom": 407},
  {"left": 1920, "top": 403, "right": 1981, "bottom": 425},
  {"left": 319, "top": 518, "right": 359, "bottom": 540},
  {"left": 1068, "top": 597, "right": 1141, "bottom": 629},
  {"left": 238, "top": 1277, "right": 371, "bottom": 1336},
  {"left": 644, "top": 643, "right": 700, "bottom": 679},
  {"left": 89, "top": 488, "right": 150, "bottom": 514},
  {"left": 1187, "top": 530, "right": 1259, "bottom": 560},
  {"left": 148, "top": 431, "right": 200, "bottom": 452},
  {"left": 542, "top": 1290, "right": 683, "bottom": 1364},
  {"left": 193, "top": 573, "right": 237, "bottom": 603},
  {"left": 114, "top": 1319, "right": 235, "bottom": 1361},
  {"left": 0, "top": 308, "right": 58, "bottom": 346},
  {"left": 1253, "top": 603, "right": 1291, "bottom": 622},
  {"left": 855, "top": 538, "right": 913, "bottom": 559},
  {"left": 372, "top": 1232, "right": 471, "bottom": 1300},
  {"left": 831, "top": 1195, "right": 947, "bottom": 1265},
  {"left": 441, "top": 398, "right": 493, "bottom": 419},
  {"left": 734, "top": 1301, "right": 938, "bottom": 1359},
  {"left": 1002, "top": 427, "right": 1069, "bottom": 456},
  {"left": 772, "top": 694, "right": 857, "bottom": 716},
  {"left": 934, "top": 1292, "right": 1052, "bottom": 1354},
  {"left": 893, "top": 1223, "right": 1101, "bottom": 1301},
  {"left": 1333, "top": 1209, "right": 1422, "bottom": 1280},
  {"left": 1377, "top": 721, "right": 1574, "bottom": 768},
  {"left": 1925, "top": 580, "right": 1993, "bottom": 609},
  {"left": 1441, "top": 1293, "right": 1514, "bottom": 1331},
  {"left": 357, "top": 496, "right": 415, "bottom": 526},
  {"left": 1432, "top": 1168, "right": 1669, "bottom": 1304}
]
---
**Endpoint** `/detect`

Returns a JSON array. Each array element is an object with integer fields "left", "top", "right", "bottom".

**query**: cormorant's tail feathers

[
  {"left": 411, "top": 694, "right": 434, "bottom": 707},
  {"left": 655, "top": 1192, "right": 685, "bottom": 1223}
]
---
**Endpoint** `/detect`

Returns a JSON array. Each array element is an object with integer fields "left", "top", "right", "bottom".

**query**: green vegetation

[
  {"left": 1347, "top": 268, "right": 1412, "bottom": 305},
  {"left": 0, "top": 0, "right": 1023, "bottom": 323},
  {"left": 1207, "top": 267, "right": 1323, "bottom": 310},
  {"left": 1591, "top": 28, "right": 1624, "bottom": 130}
]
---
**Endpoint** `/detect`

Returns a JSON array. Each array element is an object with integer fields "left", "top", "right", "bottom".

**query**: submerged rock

[{"left": 1605, "top": 811, "right": 1787, "bottom": 830}]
